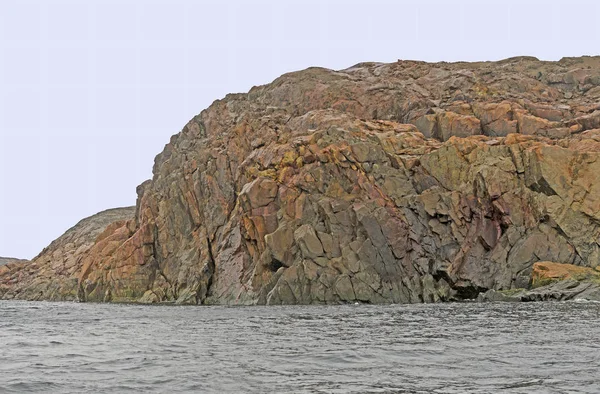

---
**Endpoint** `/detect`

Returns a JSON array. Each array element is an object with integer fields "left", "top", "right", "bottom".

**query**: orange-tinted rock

[
  {"left": 4, "top": 56, "right": 600, "bottom": 305},
  {"left": 438, "top": 111, "right": 482, "bottom": 141},
  {"left": 531, "top": 262, "right": 600, "bottom": 288},
  {"left": 471, "top": 102, "right": 518, "bottom": 137}
]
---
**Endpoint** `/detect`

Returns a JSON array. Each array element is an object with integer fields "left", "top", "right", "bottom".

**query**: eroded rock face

[
  {"left": 531, "top": 261, "right": 600, "bottom": 287},
  {"left": 478, "top": 262, "right": 600, "bottom": 302},
  {"left": 3, "top": 56, "right": 600, "bottom": 304},
  {"left": 0, "top": 208, "right": 135, "bottom": 301}
]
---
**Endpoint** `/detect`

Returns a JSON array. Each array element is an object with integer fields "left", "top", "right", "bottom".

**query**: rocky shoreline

[
  {"left": 478, "top": 262, "right": 600, "bottom": 302},
  {"left": 2, "top": 56, "right": 600, "bottom": 305}
]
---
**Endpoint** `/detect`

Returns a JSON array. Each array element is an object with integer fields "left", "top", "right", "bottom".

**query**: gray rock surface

[
  {"left": 479, "top": 280, "right": 600, "bottom": 302},
  {"left": 3, "top": 56, "right": 600, "bottom": 305}
]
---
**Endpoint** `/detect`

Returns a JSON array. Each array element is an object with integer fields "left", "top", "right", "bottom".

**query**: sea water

[{"left": 1, "top": 300, "right": 599, "bottom": 393}]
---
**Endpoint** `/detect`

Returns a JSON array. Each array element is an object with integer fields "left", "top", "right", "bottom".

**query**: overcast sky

[{"left": 0, "top": 0, "right": 598, "bottom": 259}]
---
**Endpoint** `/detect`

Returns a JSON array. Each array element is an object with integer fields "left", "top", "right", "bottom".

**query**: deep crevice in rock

[
  {"left": 198, "top": 236, "right": 216, "bottom": 305},
  {"left": 267, "top": 258, "right": 284, "bottom": 273},
  {"left": 528, "top": 177, "right": 558, "bottom": 197},
  {"left": 454, "top": 283, "right": 488, "bottom": 300},
  {"left": 432, "top": 269, "right": 489, "bottom": 301}
]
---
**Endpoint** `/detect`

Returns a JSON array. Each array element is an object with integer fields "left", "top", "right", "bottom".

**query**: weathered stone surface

[
  {"left": 4, "top": 56, "right": 600, "bottom": 305},
  {"left": 412, "top": 114, "right": 438, "bottom": 139},
  {"left": 531, "top": 261, "right": 600, "bottom": 288},
  {"left": 574, "top": 110, "right": 600, "bottom": 131},
  {"left": 294, "top": 224, "right": 324, "bottom": 259},
  {"left": 438, "top": 111, "right": 481, "bottom": 141},
  {"left": 473, "top": 102, "right": 518, "bottom": 137},
  {"left": 521, "top": 280, "right": 600, "bottom": 302},
  {"left": 478, "top": 262, "right": 600, "bottom": 302},
  {"left": 0, "top": 208, "right": 135, "bottom": 301}
]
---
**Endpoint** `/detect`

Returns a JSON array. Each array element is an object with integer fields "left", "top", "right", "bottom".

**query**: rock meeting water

[{"left": 1, "top": 300, "right": 599, "bottom": 393}]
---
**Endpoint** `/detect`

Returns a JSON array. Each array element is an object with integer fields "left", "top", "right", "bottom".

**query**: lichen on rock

[{"left": 4, "top": 56, "right": 600, "bottom": 304}]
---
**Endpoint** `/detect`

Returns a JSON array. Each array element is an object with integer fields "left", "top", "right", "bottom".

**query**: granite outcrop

[{"left": 3, "top": 56, "right": 600, "bottom": 304}]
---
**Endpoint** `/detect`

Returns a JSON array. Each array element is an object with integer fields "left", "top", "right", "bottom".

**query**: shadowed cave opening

[
  {"left": 433, "top": 269, "right": 489, "bottom": 300},
  {"left": 455, "top": 284, "right": 488, "bottom": 300},
  {"left": 267, "top": 258, "right": 284, "bottom": 272}
]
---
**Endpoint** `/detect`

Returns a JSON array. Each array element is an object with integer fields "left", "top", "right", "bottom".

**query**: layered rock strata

[{"left": 3, "top": 56, "right": 600, "bottom": 304}]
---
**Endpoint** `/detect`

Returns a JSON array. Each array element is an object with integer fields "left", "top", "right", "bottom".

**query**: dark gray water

[{"left": 1, "top": 301, "right": 599, "bottom": 393}]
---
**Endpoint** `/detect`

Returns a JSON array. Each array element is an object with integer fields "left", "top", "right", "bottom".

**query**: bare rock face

[
  {"left": 3, "top": 56, "right": 600, "bottom": 304},
  {"left": 478, "top": 262, "right": 600, "bottom": 302},
  {"left": 0, "top": 208, "right": 135, "bottom": 301}
]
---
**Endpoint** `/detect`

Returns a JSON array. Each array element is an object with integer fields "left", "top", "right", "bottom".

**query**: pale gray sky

[{"left": 0, "top": 0, "right": 598, "bottom": 259}]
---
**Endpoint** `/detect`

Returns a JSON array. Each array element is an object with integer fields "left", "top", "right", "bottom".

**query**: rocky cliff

[
  {"left": 0, "top": 208, "right": 134, "bottom": 301},
  {"left": 3, "top": 56, "right": 600, "bottom": 304}
]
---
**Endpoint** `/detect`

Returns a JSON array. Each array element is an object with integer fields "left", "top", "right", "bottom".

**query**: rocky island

[{"left": 2, "top": 56, "right": 600, "bottom": 305}]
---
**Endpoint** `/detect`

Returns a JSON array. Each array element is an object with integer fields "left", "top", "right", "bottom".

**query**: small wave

[
  {"left": 571, "top": 298, "right": 600, "bottom": 304},
  {"left": 289, "top": 314, "right": 320, "bottom": 321},
  {"left": 11, "top": 341, "right": 46, "bottom": 348},
  {"left": 501, "top": 379, "right": 545, "bottom": 389},
  {"left": 5, "top": 381, "right": 61, "bottom": 393},
  {"left": 2, "top": 301, "right": 600, "bottom": 393}
]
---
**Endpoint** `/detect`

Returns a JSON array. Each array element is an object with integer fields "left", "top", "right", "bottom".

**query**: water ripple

[{"left": 1, "top": 300, "right": 599, "bottom": 393}]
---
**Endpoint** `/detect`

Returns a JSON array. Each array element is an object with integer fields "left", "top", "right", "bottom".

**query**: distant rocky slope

[
  {"left": 3, "top": 56, "right": 600, "bottom": 304},
  {"left": 0, "top": 257, "right": 28, "bottom": 266},
  {"left": 0, "top": 208, "right": 134, "bottom": 300}
]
